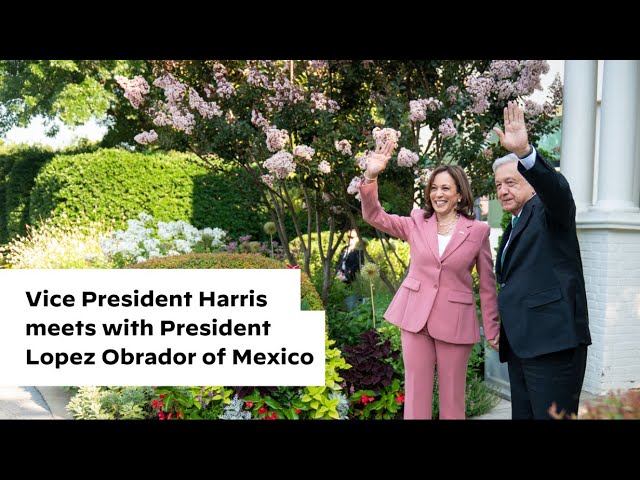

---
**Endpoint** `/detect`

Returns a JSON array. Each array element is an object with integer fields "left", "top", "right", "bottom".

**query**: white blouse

[{"left": 437, "top": 232, "right": 452, "bottom": 257}]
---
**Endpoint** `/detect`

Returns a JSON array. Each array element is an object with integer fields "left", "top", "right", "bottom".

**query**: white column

[
  {"left": 560, "top": 61, "right": 598, "bottom": 212},
  {"left": 594, "top": 60, "right": 639, "bottom": 211},
  {"left": 634, "top": 71, "right": 640, "bottom": 208}
]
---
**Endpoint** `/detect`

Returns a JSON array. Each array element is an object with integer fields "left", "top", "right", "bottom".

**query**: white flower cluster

[{"left": 99, "top": 212, "right": 227, "bottom": 266}]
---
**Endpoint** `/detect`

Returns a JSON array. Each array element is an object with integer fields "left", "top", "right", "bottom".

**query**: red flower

[
  {"left": 257, "top": 406, "right": 268, "bottom": 415},
  {"left": 287, "top": 264, "right": 300, "bottom": 269},
  {"left": 177, "top": 411, "right": 183, "bottom": 419},
  {"left": 245, "top": 401, "right": 254, "bottom": 409},
  {"left": 271, "top": 412, "right": 278, "bottom": 420},
  {"left": 368, "top": 396, "right": 375, "bottom": 403},
  {"left": 158, "top": 412, "right": 165, "bottom": 420},
  {"left": 396, "top": 392, "right": 405, "bottom": 403},
  {"left": 167, "top": 412, "right": 173, "bottom": 420},
  {"left": 159, "top": 394, "right": 165, "bottom": 399},
  {"left": 361, "top": 394, "right": 369, "bottom": 405},
  {"left": 295, "top": 408, "right": 301, "bottom": 414}
]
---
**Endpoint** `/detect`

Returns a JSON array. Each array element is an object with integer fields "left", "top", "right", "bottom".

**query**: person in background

[
  {"left": 335, "top": 228, "right": 365, "bottom": 285},
  {"left": 492, "top": 101, "right": 591, "bottom": 419},
  {"left": 358, "top": 143, "right": 500, "bottom": 420}
]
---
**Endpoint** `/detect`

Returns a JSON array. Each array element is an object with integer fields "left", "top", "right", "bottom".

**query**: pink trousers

[{"left": 401, "top": 326, "right": 473, "bottom": 419}]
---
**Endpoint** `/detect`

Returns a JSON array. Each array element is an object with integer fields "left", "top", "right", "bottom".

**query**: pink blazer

[{"left": 360, "top": 181, "right": 500, "bottom": 344}]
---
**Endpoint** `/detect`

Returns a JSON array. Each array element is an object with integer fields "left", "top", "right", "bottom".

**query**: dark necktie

[{"left": 500, "top": 216, "right": 519, "bottom": 269}]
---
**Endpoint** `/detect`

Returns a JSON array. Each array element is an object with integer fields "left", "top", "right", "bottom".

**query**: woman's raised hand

[{"left": 365, "top": 140, "right": 397, "bottom": 178}]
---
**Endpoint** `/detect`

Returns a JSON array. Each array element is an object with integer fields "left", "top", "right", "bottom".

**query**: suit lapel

[
  {"left": 501, "top": 196, "right": 538, "bottom": 277},
  {"left": 496, "top": 222, "right": 512, "bottom": 277},
  {"left": 423, "top": 214, "right": 440, "bottom": 262},
  {"left": 440, "top": 215, "right": 472, "bottom": 262}
]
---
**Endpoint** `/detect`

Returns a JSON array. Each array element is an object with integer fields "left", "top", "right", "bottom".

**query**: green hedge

[
  {"left": 127, "top": 252, "right": 323, "bottom": 311},
  {"left": 28, "top": 148, "right": 267, "bottom": 239},
  {"left": 0, "top": 146, "right": 54, "bottom": 242}
]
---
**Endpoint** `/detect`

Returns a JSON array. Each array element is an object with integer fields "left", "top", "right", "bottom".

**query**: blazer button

[
  {"left": 500, "top": 283, "right": 506, "bottom": 288},
  {"left": 433, "top": 284, "right": 438, "bottom": 289}
]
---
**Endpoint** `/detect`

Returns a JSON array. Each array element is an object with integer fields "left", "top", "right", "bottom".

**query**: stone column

[
  {"left": 560, "top": 60, "right": 598, "bottom": 212},
  {"left": 594, "top": 60, "right": 639, "bottom": 212}
]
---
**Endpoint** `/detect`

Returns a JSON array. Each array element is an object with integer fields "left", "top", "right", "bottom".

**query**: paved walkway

[{"left": 0, "top": 386, "right": 73, "bottom": 419}]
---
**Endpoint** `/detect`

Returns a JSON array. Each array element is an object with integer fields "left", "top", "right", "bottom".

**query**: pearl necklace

[{"left": 437, "top": 214, "right": 460, "bottom": 235}]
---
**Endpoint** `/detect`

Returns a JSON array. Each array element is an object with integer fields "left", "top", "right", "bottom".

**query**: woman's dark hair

[{"left": 423, "top": 165, "right": 475, "bottom": 220}]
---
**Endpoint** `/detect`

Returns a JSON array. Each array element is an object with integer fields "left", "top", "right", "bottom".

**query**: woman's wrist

[{"left": 364, "top": 171, "right": 378, "bottom": 182}]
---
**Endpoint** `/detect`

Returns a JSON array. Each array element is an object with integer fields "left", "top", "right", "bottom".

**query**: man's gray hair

[{"left": 492, "top": 153, "right": 520, "bottom": 173}]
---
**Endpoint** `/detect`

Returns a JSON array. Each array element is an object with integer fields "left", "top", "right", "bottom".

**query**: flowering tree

[{"left": 115, "top": 60, "right": 561, "bottom": 303}]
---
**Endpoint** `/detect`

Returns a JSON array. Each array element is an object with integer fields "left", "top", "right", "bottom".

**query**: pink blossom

[
  {"left": 310, "top": 92, "right": 340, "bottom": 113},
  {"left": 439, "top": 118, "right": 457, "bottom": 138},
  {"left": 246, "top": 65, "right": 270, "bottom": 88},
  {"left": 263, "top": 151, "right": 295, "bottom": 178},
  {"left": 134, "top": 130, "right": 158, "bottom": 145},
  {"left": 318, "top": 160, "right": 331, "bottom": 174},
  {"left": 409, "top": 100, "right": 426, "bottom": 123},
  {"left": 446, "top": 86, "right": 459, "bottom": 103},
  {"left": 465, "top": 76, "right": 494, "bottom": 114},
  {"left": 347, "top": 176, "right": 362, "bottom": 195},
  {"left": 251, "top": 109, "right": 271, "bottom": 133},
  {"left": 266, "top": 128, "right": 290, "bottom": 152},
  {"left": 188, "top": 88, "right": 222, "bottom": 118},
  {"left": 516, "top": 60, "right": 550, "bottom": 96},
  {"left": 335, "top": 139, "right": 352, "bottom": 156},
  {"left": 372, "top": 127, "right": 401, "bottom": 148},
  {"left": 212, "top": 61, "right": 236, "bottom": 98},
  {"left": 261, "top": 174, "right": 275, "bottom": 188},
  {"left": 415, "top": 168, "right": 433, "bottom": 187},
  {"left": 293, "top": 145, "right": 315, "bottom": 161},
  {"left": 549, "top": 73, "right": 563, "bottom": 105},
  {"left": 488, "top": 60, "right": 520, "bottom": 80},
  {"left": 409, "top": 98, "right": 443, "bottom": 123},
  {"left": 153, "top": 73, "right": 186, "bottom": 103},
  {"left": 115, "top": 75, "right": 150, "bottom": 109},
  {"left": 397, "top": 147, "right": 419, "bottom": 167}
]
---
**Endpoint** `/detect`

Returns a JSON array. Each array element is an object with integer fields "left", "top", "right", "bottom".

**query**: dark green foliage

[
  {"left": 28, "top": 148, "right": 267, "bottom": 239},
  {"left": 0, "top": 146, "right": 54, "bottom": 242}
]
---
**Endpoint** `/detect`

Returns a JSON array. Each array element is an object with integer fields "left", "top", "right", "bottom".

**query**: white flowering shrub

[{"left": 99, "top": 212, "right": 227, "bottom": 267}]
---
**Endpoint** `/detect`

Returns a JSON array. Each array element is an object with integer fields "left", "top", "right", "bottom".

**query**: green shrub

[
  {"left": 29, "top": 148, "right": 267, "bottom": 240},
  {"left": 67, "top": 386, "right": 154, "bottom": 420},
  {"left": 127, "top": 252, "right": 323, "bottom": 310},
  {"left": 0, "top": 145, "right": 54, "bottom": 242}
]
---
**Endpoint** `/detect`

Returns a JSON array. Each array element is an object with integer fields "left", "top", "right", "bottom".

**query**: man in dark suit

[
  {"left": 492, "top": 102, "right": 591, "bottom": 419},
  {"left": 335, "top": 229, "right": 364, "bottom": 284}
]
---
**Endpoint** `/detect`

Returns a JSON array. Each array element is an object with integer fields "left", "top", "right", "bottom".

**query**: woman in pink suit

[{"left": 359, "top": 140, "right": 500, "bottom": 419}]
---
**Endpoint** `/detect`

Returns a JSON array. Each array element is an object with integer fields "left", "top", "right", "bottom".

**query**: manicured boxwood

[{"left": 29, "top": 148, "right": 268, "bottom": 239}]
